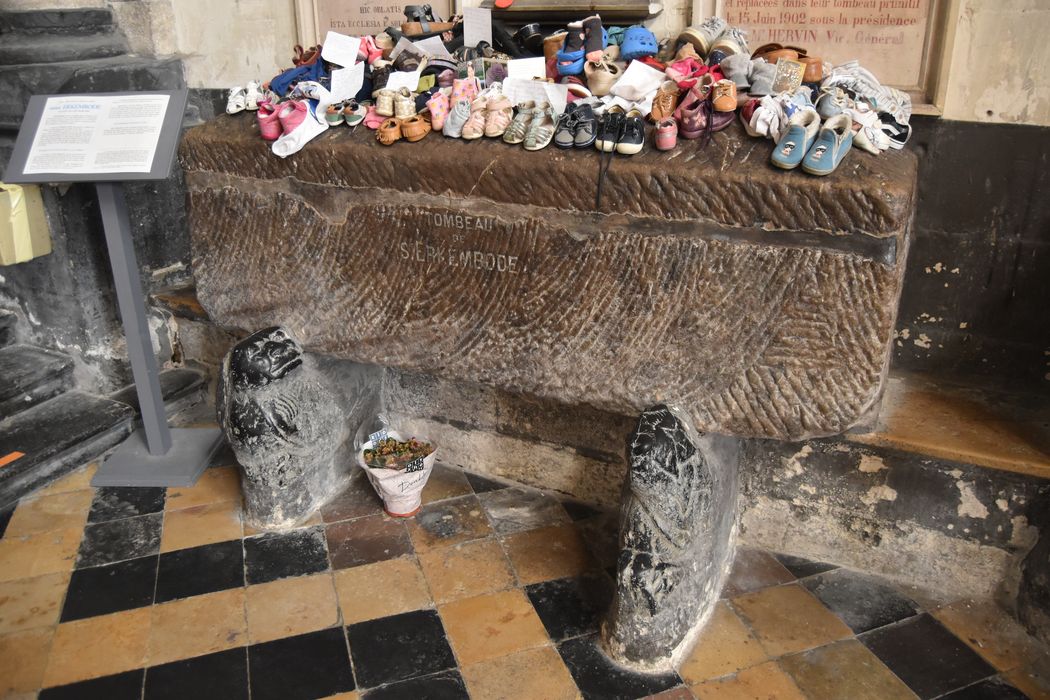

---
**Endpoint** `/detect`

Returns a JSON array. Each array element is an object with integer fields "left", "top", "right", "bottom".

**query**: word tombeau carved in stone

[{"left": 603, "top": 405, "right": 739, "bottom": 672}]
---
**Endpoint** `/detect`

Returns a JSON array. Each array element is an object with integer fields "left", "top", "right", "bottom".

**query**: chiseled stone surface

[
  {"left": 182, "top": 116, "right": 917, "bottom": 441},
  {"left": 603, "top": 405, "right": 738, "bottom": 671}
]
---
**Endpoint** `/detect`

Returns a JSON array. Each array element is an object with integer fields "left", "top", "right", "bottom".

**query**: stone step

[
  {"left": 0, "top": 29, "right": 129, "bottom": 65},
  {"left": 108, "top": 367, "right": 209, "bottom": 418},
  {"left": 0, "top": 391, "right": 134, "bottom": 509},
  {"left": 848, "top": 371, "right": 1050, "bottom": 480},
  {"left": 0, "top": 310, "right": 15, "bottom": 347},
  {"left": 0, "top": 344, "right": 74, "bottom": 418},
  {"left": 0, "top": 8, "right": 117, "bottom": 36}
]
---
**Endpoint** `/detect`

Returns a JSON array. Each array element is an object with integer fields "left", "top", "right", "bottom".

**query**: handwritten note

[
  {"left": 320, "top": 31, "right": 360, "bottom": 68},
  {"left": 507, "top": 57, "right": 547, "bottom": 80},
  {"left": 385, "top": 68, "right": 423, "bottom": 93},
  {"left": 330, "top": 63, "right": 365, "bottom": 101},
  {"left": 463, "top": 7, "right": 492, "bottom": 48},
  {"left": 413, "top": 35, "right": 453, "bottom": 59},
  {"left": 502, "top": 78, "right": 569, "bottom": 114}
]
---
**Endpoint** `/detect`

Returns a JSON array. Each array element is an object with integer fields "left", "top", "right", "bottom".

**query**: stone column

[{"left": 602, "top": 404, "right": 739, "bottom": 673}]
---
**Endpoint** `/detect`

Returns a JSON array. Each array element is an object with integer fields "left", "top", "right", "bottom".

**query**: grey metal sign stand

[{"left": 4, "top": 90, "right": 223, "bottom": 487}]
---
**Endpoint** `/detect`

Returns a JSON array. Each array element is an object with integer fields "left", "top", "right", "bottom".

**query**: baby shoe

[
  {"left": 272, "top": 100, "right": 327, "bottom": 158},
  {"left": 256, "top": 100, "right": 282, "bottom": 140},
  {"left": 400, "top": 115, "right": 432, "bottom": 142},
  {"left": 486, "top": 62, "right": 508, "bottom": 86},
  {"left": 523, "top": 103, "right": 557, "bottom": 151},
  {"left": 748, "top": 60, "right": 777, "bottom": 96},
  {"left": 503, "top": 101, "right": 536, "bottom": 144},
  {"left": 376, "top": 89, "right": 395, "bottom": 116},
  {"left": 343, "top": 101, "right": 366, "bottom": 127},
  {"left": 325, "top": 102, "right": 345, "bottom": 126},
  {"left": 443, "top": 98, "right": 472, "bottom": 137},
  {"left": 363, "top": 105, "right": 385, "bottom": 129},
  {"left": 437, "top": 69, "right": 455, "bottom": 88},
  {"left": 712, "top": 79, "right": 737, "bottom": 112},
  {"left": 802, "top": 113, "right": 854, "bottom": 175},
  {"left": 708, "top": 26, "right": 749, "bottom": 66},
  {"left": 394, "top": 88, "right": 416, "bottom": 119},
  {"left": 650, "top": 80, "right": 681, "bottom": 122},
  {"left": 376, "top": 117, "right": 402, "bottom": 146},
  {"left": 617, "top": 109, "right": 645, "bottom": 155},
  {"left": 816, "top": 86, "right": 850, "bottom": 119},
  {"left": 676, "top": 17, "right": 726, "bottom": 60},
  {"left": 461, "top": 95, "right": 489, "bottom": 140},
  {"left": 226, "top": 85, "right": 247, "bottom": 114},
  {"left": 666, "top": 57, "right": 706, "bottom": 90},
  {"left": 620, "top": 25, "right": 658, "bottom": 62},
  {"left": 771, "top": 109, "right": 820, "bottom": 169},
  {"left": 554, "top": 103, "right": 579, "bottom": 148},
  {"left": 557, "top": 22, "right": 587, "bottom": 75},
  {"left": 426, "top": 89, "right": 451, "bottom": 131},
  {"left": 584, "top": 60, "right": 621, "bottom": 97},
  {"left": 244, "top": 81, "right": 264, "bottom": 111},
  {"left": 484, "top": 95, "right": 514, "bottom": 138},
  {"left": 582, "top": 14, "right": 605, "bottom": 62},
  {"left": 654, "top": 117, "right": 677, "bottom": 150}
]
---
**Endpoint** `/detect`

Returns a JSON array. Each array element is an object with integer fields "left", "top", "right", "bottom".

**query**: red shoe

[{"left": 655, "top": 118, "right": 677, "bottom": 150}]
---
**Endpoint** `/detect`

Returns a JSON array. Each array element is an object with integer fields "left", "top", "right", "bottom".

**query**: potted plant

[{"left": 358, "top": 430, "right": 437, "bottom": 517}]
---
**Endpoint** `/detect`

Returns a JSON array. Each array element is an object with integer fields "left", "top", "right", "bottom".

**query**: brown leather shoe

[
  {"left": 711, "top": 80, "right": 737, "bottom": 112},
  {"left": 400, "top": 115, "right": 432, "bottom": 142},
  {"left": 377, "top": 118, "right": 402, "bottom": 146},
  {"left": 650, "top": 81, "right": 681, "bottom": 122},
  {"left": 802, "top": 56, "right": 824, "bottom": 83}
]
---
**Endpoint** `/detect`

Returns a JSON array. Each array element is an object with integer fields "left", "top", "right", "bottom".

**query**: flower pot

[{"left": 357, "top": 431, "right": 436, "bottom": 517}]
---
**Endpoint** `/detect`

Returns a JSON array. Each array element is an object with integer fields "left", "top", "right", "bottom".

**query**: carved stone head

[{"left": 227, "top": 326, "right": 303, "bottom": 391}]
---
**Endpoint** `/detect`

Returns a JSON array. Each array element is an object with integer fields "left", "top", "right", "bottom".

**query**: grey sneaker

[
  {"left": 442, "top": 99, "right": 471, "bottom": 138},
  {"left": 676, "top": 17, "right": 727, "bottom": 58}
]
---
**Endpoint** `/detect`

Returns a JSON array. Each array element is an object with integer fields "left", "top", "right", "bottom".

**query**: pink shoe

[
  {"left": 277, "top": 100, "right": 308, "bottom": 134},
  {"left": 357, "top": 36, "right": 383, "bottom": 64},
  {"left": 655, "top": 117, "right": 677, "bottom": 150},
  {"left": 363, "top": 105, "right": 385, "bottom": 129},
  {"left": 426, "top": 89, "right": 450, "bottom": 131},
  {"left": 257, "top": 100, "right": 282, "bottom": 141}
]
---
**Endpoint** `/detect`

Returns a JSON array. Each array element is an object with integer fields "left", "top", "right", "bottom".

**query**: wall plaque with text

[{"left": 310, "top": 0, "right": 453, "bottom": 39}]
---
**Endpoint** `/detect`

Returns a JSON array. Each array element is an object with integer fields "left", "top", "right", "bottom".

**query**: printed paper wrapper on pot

[{"left": 357, "top": 431, "right": 436, "bottom": 517}]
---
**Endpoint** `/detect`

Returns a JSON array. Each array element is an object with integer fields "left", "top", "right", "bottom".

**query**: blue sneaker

[
  {"left": 801, "top": 114, "right": 854, "bottom": 176},
  {"left": 771, "top": 110, "right": 820, "bottom": 170}
]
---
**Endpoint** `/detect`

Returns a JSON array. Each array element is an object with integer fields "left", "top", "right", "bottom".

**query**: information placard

[{"left": 5, "top": 90, "right": 187, "bottom": 184}]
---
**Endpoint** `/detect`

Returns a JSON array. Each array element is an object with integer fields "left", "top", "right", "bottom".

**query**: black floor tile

[
  {"left": 558, "top": 635, "right": 681, "bottom": 700},
  {"left": 248, "top": 628, "right": 355, "bottom": 700},
  {"left": 939, "top": 677, "right": 1030, "bottom": 700},
  {"left": 155, "top": 540, "right": 244, "bottom": 603},
  {"left": 61, "top": 555, "right": 157, "bottom": 622},
  {"left": 244, "top": 526, "right": 329, "bottom": 585},
  {"left": 0, "top": 503, "right": 13, "bottom": 538},
  {"left": 859, "top": 614, "right": 996, "bottom": 699},
  {"left": 464, "top": 471, "right": 507, "bottom": 494},
  {"left": 363, "top": 670, "right": 469, "bottom": 700},
  {"left": 801, "top": 568, "right": 920, "bottom": 633},
  {"left": 526, "top": 574, "right": 614, "bottom": 642},
  {"left": 77, "top": 513, "right": 162, "bottom": 568},
  {"left": 39, "top": 669, "right": 145, "bottom": 700},
  {"left": 347, "top": 609, "right": 456, "bottom": 689},
  {"left": 88, "top": 486, "right": 166, "bottom": 523},
  {"left": 774, "top": 553, "right": 839, "bottom": 579},
  {"left": 145, "top": 647, "right": 248, "bottom": 700}
]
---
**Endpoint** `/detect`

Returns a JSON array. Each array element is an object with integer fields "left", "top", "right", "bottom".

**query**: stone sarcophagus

[
  {"left": 181, "top": 115, "right": 916, "bottom": 671},
  {"left": 181, "top": 117, "right": 916, "bottom": 443}
]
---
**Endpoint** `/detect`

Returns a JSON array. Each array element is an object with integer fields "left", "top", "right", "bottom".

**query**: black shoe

[
  {"left": 573, "top": 103, "right": 598, "bottom": 148},
  {"left": 595, "top": 107, "right": 625, "bottom": 153},
  {"left": 554, "top": 103, "right": 579, "bottom": 149},
  {"left": 617, "top": 110, "right": 645, "bottom": 155}
]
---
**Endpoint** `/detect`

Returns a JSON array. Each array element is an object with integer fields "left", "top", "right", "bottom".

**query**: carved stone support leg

[{"left": 601, "top": 404, "right": 740, "bottom": 673}]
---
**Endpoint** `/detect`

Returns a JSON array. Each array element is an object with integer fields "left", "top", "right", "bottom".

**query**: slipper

[
  {"left": 801, "top": 113, "right": 853, "bottom": 175},
  {"left": 400, "top": 115, "right": 432, "bottom": 142},
  {"left": 771, "top": 109, "right": 820, "bottom": 169},
  {"left": 377, "top": 117, "right": 402, "bottom": 145}
]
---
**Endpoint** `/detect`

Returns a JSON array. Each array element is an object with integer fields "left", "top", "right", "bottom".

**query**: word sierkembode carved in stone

[
  {"left": 217, "top": 326, "right": 381, "bottom": 529},
  {"left": 603, "top": 405, "right": 739, "bottom": 672}
]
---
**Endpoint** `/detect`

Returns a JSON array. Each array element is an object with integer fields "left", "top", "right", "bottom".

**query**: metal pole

[{"left": 95, "top": 182, "right": 172, "bottom": 456}]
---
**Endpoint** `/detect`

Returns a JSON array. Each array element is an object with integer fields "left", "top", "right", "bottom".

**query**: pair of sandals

[
  {"left": 325, "top": 100, "right": 366, "bottom": 127},
  {"left": 377, "top": 115, "right": 432, "bottom": 145},
  {"left": 462, "top": 91, "right": 514, "bottom": 139},
  {"left": 500, "top": 101, "right": 556, "bottom": 150},
  {"left": 227, "top": 81, "right": 264, "bottom": 114}
]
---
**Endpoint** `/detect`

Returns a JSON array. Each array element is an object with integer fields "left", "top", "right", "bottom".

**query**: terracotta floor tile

[
  {"left": 503, "top": 524, "right": 594, "bottom": 585},
  {"left": 779, "top": 639, "right": 916, "bottom": 700},
  {"left": 406, "top": 495, "right": 493, "bottom": 554},
  {"left": 679, "top": 601, "right": 768, "bottom": 684},
  {"left": 418, "top": 537, "right": 516, "bottom": 604},
  {"left": 691, "top": 660, "right": 806, "bottom": 699},
  {"left": 5, "top": 490, "right": 94, "bottom": 537},
  {"left": 334, "top": 556, "right": 432, "bottom": 624},
  {"left": 721, "top": 548, "right": 795, "bottom": 598},
  {"left": 319, "top": 693, "right": 359, "bottom": 700},
  {"left": 643, "top": 689, "right": 696, "bottom": 700},
  {"left": 439, "top": 589, "right": 550, "bottom": 665},
  {"left": 461, "top": 645, "right": 579, "bottom": 700},
  {"left": 421, "top": 464, "right": 473, "bottom": 505},
  {"left": 0, "top": 527, "right": 82, "bottom": 582},
  {"left": 165, "top": 466, "right": 241, "bottom": 510},
  {"left": 42, "top": 607, "right": 151, "bottom": 687},
  {"left": 326, "top": 513, "right": 413, "bottom": 569},
  {"left": 37, "top": 462, "right": 97, "bottom": 497},
  {"left": 0, "top": 626, "right": 54, "bottom": 695},
  {"left": 731, "top": 583, "right": 852, "bottom": 658},
  {"left": 932, "top": 598, "right": 1049, "bottom": 673},
  {"left": 149, "top": 587, "right": 247, "bottom": 665},
  {"left": 0, "top": 571, "right": 69, "bottom": 634},
  {"left": 160, "top": 499, "right": 242, "bottom": 553},
  {"left": 246, "top": 572, "right": 339, "bottom": 644},
  {"left": 478, "top": 487, "right": 571, "bottom": 535},
  {"left": 1005, "top": 663, "right": 1050, "bottom": 700}
]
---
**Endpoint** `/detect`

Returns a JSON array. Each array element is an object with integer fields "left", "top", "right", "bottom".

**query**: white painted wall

[{"left": 9, "top": 0, "right": 1050, "bottom": 125}]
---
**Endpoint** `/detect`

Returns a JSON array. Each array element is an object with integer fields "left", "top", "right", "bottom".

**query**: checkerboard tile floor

[{"left": 1, "top": 454, "right": 1049, "bottom": 700}]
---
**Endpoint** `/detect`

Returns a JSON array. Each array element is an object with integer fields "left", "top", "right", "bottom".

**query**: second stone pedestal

[{"left": 602, "top": 405, "right": 740, "bottom": 672}]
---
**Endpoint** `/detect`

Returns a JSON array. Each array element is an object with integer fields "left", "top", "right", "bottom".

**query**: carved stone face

[{"left": 228, "top": 326, "right": 303, "bottom": 390}]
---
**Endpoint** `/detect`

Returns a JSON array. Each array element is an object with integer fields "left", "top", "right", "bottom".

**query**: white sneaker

[{"left": 244, "top": 80, "right": 264, "bottom": 111}]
